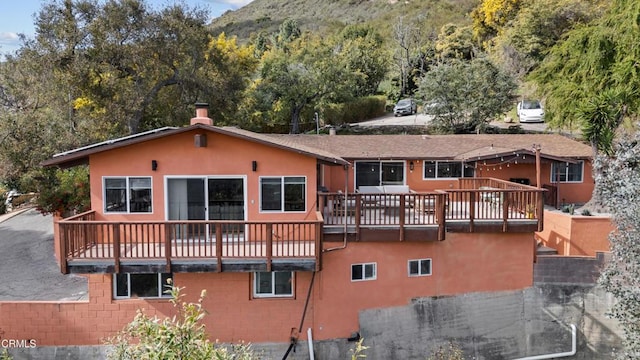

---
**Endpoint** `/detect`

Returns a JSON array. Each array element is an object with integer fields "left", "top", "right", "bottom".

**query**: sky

[{"left": 0, "top": 0, "right": 254, "bottom": 56}]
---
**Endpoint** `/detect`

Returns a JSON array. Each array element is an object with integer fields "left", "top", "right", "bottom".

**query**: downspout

[
  {"left": 324, "top": 163, "right": 350, "bottom": 252},
  {"left": 512, "top": 324, "right": 577, "bottom": 360},
  {"left": 282, "top": 271, "right": 317, "bottom": 360}
]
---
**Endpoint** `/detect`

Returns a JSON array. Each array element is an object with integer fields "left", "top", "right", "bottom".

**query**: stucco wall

[
  {"left": 536, "top": 210, "right": 612, "bottom": 256},
  {"left": 0, "top": 232, "right": 534, "bottom": 346}
]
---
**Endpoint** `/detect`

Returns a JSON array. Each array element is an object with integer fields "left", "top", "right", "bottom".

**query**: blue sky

[{"left": 0, "top": 0, "right": 253, "bottom": 56}]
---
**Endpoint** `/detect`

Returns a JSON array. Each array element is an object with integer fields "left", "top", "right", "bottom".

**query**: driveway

[
  {"left": 0, "top": 209, "right": 87, "bottom": 300},
  {"left": 355, "top": 113, "right": 549, "bottom": 132}
]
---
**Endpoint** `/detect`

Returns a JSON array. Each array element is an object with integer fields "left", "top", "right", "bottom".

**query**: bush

[
  {"left": 36, "top": 167, "right": 90, "bottom": 216},
  {"left": 323, "top": 96, "right": 387, "bottom": 125},
  {"left": 581, "top": 208, "right": 592, "bottom": 216},
  {"left": 107, "top": 281, "right": 259, "bottom": 360}
]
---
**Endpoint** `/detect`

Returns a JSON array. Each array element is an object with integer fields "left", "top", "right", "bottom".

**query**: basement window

[
  {"left": 408, "top": 259, "right": 432, "bottom": 277},
  {"left": 253, "top": 271, "right": 294, "bottom": 298},
  {"left": 113, "top": 273, "right": 172, "bottom": 299},
  {"left": 351, "top": 263, "right": 376, "bottom": 281}
]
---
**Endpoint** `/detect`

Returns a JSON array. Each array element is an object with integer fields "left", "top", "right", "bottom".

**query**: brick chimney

[{"left": 190, "top": 102, "right": 213, "bottom": 126}]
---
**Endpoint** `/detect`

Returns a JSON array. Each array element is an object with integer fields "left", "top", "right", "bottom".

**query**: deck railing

[
  {"left": 319, "top": 180, "right": 544, "bottom": 231},
  {"left": 58, "top": 211, "right": 323, "bottom": 274}
]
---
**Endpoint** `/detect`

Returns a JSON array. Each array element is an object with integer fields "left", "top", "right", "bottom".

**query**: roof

[
  {"left": 43, "top": 126, "right": 591, "bottom": 168},
  {"left": 265, "top": 133, "right": 592, "bottom": 161},
  {"left": 42, "top": 124, "right": 349, "bottom": 168}
]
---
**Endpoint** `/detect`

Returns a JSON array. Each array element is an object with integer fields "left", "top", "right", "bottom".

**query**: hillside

[{"left": 210, "top": 0, "right": 477, "bottom": 42}]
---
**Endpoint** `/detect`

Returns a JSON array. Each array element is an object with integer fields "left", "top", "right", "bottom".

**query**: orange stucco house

[{"left": 24, "top": 104, "right": 599, "bottom": 346}]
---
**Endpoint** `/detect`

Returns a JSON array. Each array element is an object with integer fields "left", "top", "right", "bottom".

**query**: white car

[{"left": 517, "top": 100, "right": 545, "bottom": 123}]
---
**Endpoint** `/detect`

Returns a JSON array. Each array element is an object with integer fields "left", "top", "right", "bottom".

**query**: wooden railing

[
  {"left": 58, "top": 212, "right": 323, "bottom": 274},
  {"left": 319, "top": 179, "right": 545, "bottom": 232}
]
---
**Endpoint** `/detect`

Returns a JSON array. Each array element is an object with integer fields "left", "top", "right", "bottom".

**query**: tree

[
  {"left": 248, "top": 33, "right": 362, "bottom": 133},
  {"left": 471, "top": 0, "right": 522, "bottom": 41},
  {"left": 530, "top": 0, "right": 639, "bottom": 138},
  {"left": 335, "top": 24, "right": 389, "bottom": 97},
  {"left": 107, "top": 282, "right": 258, "bottom": 360},
  {"left": 595, "top": 132, "right": 640, "bottom": 358},
  {"left": 418, "top": 57, "right": 516, "bottom": 133},
  {"left": 488, "top": 0, "right": 606, "bottom": 80}
]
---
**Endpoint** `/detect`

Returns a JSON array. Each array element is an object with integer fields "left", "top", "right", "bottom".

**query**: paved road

[
  {"left": 0, "top": 209, "right": 87, "bottom": 300},
  {"left": 355, "top": 113, "right": 549, "bottom": 132}
]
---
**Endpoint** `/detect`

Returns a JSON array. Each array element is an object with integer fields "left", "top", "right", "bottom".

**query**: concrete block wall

[
  {"left": 357, "top": 285, "right": 621, "bottom": 360},
  {"left": 533, "top": 252, "right": 608, "bottom": 284}
]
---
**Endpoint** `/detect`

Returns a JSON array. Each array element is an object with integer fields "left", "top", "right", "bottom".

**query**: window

[
  {"left": 104, "top": 177, "right": 152, "bottom": 213},
  {"left": 351, "top": 263, "right": 376, "bottom": 281},
  {"left": 408, "top": 259, "right": 432, "bottom": 277},
  {"left": 355, "top": 161, "right": 404, "bottom": 188},
  {"left": 260, "top": 177, "right": 306, "bottom": 212},
  {"left": 551, "top": 161, "right": 583, "bottom": 182},
  {"left": 114, "top": 273, "right": 172, "bottom": 299},
  {"left": 253, "top": 271, "right": 293, "bottom": 297},
  {"left": 423, "top": 161, "right": 474, "bottom": 179}
]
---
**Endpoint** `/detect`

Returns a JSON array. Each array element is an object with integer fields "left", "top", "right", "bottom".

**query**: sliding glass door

[{"left": 167, "top": 177, "right": 245, "bottom": 240}]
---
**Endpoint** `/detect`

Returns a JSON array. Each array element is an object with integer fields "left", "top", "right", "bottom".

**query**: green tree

[
  {"left": 531, "top": 0, "right": 640, "bottom": 144},
  {"left": 595, "top": 133, "right": 640, "bottom": 358},
  {"left": 418, "top": 57, "right": 516, "bottom": 133},
  {"left": 335, "top": 24, "right": 389, "bottom": 97},
  {"left": 107, "top": 283, "right": 258, "bottom": 360},
  {"left": 489, "top": 0, "right": 606, "bottom": 80},
  {"left": 248, "top": 33, "right": 362, "bottom": 133}
]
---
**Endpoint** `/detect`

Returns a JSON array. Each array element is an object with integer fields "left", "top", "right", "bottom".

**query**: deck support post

[
  {"left": 266, "top": 223, "right": 273, "bottom": 272},
  {"left": 113, "top": 223, "right": 121, "bottom": 273}
]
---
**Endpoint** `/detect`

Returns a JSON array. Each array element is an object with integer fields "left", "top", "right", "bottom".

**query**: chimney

[{"left": 190, "top": 102, "right": 213, "bottom": 126}]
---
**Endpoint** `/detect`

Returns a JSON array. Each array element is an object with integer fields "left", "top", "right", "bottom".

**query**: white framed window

[
  {"left": 351, "top": 262, "right": 376, "bottom": 281},
  {"left": 260, "top": 176, "right": 306, "bottom": 212},
  {"left": 551, "top": 161, "right": 583, "bottom": 183},
  {"left": 423, "top": 161, "right": 474, "bottom": 179},
  {"left": 104, "top": 176, "right": 152, "bottom": 213},
  {"left": 408, "top": 258, "right": 432, "bottom": 277},
  {"left": 253, "top": 271, "right": 294, "bottom": 297},
  {"left": 354, "top": 161, "right": 404, "bottom": 188},
  {"left": 113, "top": 273, "right": 172, "bottom": 299}
]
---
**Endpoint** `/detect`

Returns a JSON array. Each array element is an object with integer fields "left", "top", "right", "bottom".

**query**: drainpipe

[
  {"left": 324, "top": 163, "right": 350, "bottom": 252},
  {"left": 512, "top": 324, "right": 576, "bottom": 360}
]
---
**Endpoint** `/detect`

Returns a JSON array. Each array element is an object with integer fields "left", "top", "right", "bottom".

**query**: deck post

[
  {"left": 469, "top": 192, "right": 475, "bottom": 233},
  {"left": 266, "top": 223, "right": 273, "bottom": 272},
  {"left": 502, "top": 192, "right": 509, "bottom": 232},
  {"left": 315, "top": 217, "right": 322, "bottom": 271},
  {"left": 537, "top": 191, "right": 544, "bottom": 232},
  {"left": 216, "top": 224, "right": 223, "bottom": 272},
  {"left": 399, "top": 195, "right": 405, "bottom": 241},
  {"left": 113, "top": 223, "right": 121, "bottom": 273},
  {"left": 164, "top": 223, "right": 172, "bottom": 273},
  {"left": 437, "top": 194, "right": 445, "bottom": 241},
  {"left": 60, "top": 223, "right": 68, "bottom": 274}
]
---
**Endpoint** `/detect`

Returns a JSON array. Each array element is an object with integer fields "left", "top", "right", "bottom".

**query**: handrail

[{"left": 57, "top": 219, "right": 323, "bottom": 273}]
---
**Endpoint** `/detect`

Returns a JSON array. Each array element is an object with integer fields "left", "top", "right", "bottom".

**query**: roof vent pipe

[{"left": 191, "top": 103, "right": 213, "bottom": 126}]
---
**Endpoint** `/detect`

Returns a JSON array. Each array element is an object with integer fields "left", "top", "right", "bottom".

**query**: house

[{"left": 25, "top": 104, "right": 596, "bottom": 346}]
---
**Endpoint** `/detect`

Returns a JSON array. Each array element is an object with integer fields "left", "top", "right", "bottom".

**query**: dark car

[{"left": 393, "top": 99, "right": 417, "bottom": 116}]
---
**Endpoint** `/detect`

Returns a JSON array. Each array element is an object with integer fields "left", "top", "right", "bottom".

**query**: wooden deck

[{"left": 56, "top": 178, "right": 544, "bottom": 274}]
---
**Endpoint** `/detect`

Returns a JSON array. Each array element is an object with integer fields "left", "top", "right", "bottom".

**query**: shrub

[
  {"left": 581, "top": 208, "right": 592, "bottom": 216},
  {"left": 323, "top": 96, "right": 387, "bottom": 125},
  {"left": 107, "top": 281, "right": 259, "bottom": 360},
  {"left": 36, "top": 167, "right": 90, "bottom": 216}
]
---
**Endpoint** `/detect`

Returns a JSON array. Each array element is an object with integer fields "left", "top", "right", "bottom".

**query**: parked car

[
  {"left": 517, "top": 100, "right": 545, "bottom": 123},
  {"left": 393, "top": 98, "right": 417, "bottom": 116}
]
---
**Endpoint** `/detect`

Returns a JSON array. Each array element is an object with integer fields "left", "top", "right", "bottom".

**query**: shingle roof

[
  {"left": 265, "top": 133, "right": 592, "bottom": 160},
  {"left": 43, "top": 124, "right": 591, "bottom": 168}
]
